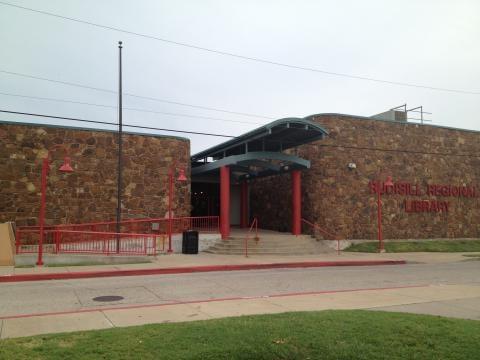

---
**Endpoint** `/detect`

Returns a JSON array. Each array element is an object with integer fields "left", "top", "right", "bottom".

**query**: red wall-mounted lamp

[
  {"left": 177, "top": 168, "right": 187, "bottom": 182},
  {"left": 58, "top": 156, "right": 74, "bottom": 173}
]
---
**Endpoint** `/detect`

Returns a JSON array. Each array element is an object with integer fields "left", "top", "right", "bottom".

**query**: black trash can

[{"left": 182, "top": 230, "right": 199, "bottom": 254}]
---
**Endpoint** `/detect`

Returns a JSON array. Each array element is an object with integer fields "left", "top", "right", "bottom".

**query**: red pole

[
  {"left": 377, "top": 188, "right": 385, "bottom": 252},
  {"left": 220, "top": 166, "right": 230, "bottom": 240},
  {"left": 291, "top": 170, "right": 301, "bottom": 235},
  {"left": 168, "top": 169, "right": 173, "bottom": 253},
  {"left": 37, "top": 158, "right": 49, "bottom": 266}
]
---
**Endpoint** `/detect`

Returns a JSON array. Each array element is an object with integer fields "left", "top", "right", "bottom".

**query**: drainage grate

[{"left": 92, "top": 295, "right": 124, "bottom": 302}]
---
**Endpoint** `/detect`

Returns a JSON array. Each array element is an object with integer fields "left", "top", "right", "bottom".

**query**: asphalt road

[{"left": 0, "top": 261, "right": 479, "bottom": 318}]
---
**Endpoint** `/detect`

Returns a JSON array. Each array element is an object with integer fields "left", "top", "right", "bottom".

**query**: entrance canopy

[{"left": 191, "top": 117, "right": 328, "bottom": 181}]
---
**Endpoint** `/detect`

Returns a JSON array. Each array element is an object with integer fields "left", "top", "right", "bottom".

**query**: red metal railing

[
  {"left": 244, "top": 218, "right": 259, "bottom": 257},
  {"left": 15, "top": 227, "right": 55, "bottom": 254},
  {"left": 15, "top": 216, "right": 219, "bottom": 255},
  {"left": 68, "top": 216, "right": 217, "bottom": 233},
  {"left": 17, "top": 216, "right": 219, "bottom": 233},
  {"left": 54, "top": 230, "right": 162, "bottom": 255},
  {"left": 301, "top": 218, "right": 341, "bottom": 255},
  {"left": 170, "top": 216, "right": 220, "bottom": 234},
  {"left": 16, "top": 229, "right": 164, "bottom": 255}
]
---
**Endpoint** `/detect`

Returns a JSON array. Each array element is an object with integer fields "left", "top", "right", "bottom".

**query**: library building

[{"left": 1, "top": 108, "right": 479, "bottom": 258}]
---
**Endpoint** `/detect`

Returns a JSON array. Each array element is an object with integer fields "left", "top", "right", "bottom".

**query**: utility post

[{"left": 116, "top": 41, "right": 123, "bottom": 252}]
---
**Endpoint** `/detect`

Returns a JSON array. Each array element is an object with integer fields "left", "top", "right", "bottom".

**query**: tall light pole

[
  {"left": 377, "top": 175, "right": 394, "bottom": 253},
  {"left": 37, "top": 146, "right": 74, "bottom": 266},
  {"left": 116, "top": 40, "right": 123, "bottom": 252}
]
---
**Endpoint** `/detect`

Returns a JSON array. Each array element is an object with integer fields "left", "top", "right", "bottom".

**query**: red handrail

[
  {"left": 17, "top": 216, "right": 220, "bottom": 234},
  {"left": 301, "top": 218, "right": 341, "bottom": 255},
  {"left": 15, "top": 216, "right": 219, "bottom": 256},
  {"left": 49, "top": 229, "right": 162, "bottom": 255},
  {"left": 245, "top": 218, "right": 258, "bottom": 257}
]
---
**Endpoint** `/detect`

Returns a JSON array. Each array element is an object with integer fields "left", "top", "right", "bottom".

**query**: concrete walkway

[
  {"left": 1, "top": 283, "right": 479, "bottom": 339},
  {"left": 1, "top": 251, "right": 476, "bottom": 277}
]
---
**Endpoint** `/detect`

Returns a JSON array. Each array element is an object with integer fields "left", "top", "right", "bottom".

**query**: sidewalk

[
  {"left": 1, "top": 283, "right": 479, "bottom": 339},
  {"left": 0, "top": 251, "right": 473, "bottom": 280}
]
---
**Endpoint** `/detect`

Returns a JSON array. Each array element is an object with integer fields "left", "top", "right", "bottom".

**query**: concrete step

[
  {"left": 204, "top": 249, "right": 334, "bottom": 255},
  {"left": 222, "top": 238, "right": 316, "bottom": 244},
  {"left": 209, "top": 245, "right": 326, "bottom": 251},
  {"left": 212, "top": 241, "right": 320, "bottom": 246},
  {"left": 213, "top": 238, "right": 327, "bottom": 245},
  {"left": 205, "top": 238, "right": 335, "bottom": 255},
  {"left": 228, "top": 236, "right": 313, "bottom": 241},
  {"left": 205, "top": 230, "right": 336, "bottom": 255},
  {"left": 207, "top": 249, "right": 328, "bottom": 254}
]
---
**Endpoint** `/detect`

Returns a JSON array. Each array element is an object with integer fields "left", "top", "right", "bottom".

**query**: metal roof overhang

[{"left": 191, "top": 117, "right": 328, "bottom": 181}]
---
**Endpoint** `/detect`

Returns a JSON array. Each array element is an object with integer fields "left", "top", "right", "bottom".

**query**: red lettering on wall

[
  {"left": 404, "top": 199, "right": 449, "bottom": 213},
  {"left": 368, "top": 181, "right": 378, "bottom": 194},
  {"left": 370, "top": 181, "right": 473, "bottom": 214}
]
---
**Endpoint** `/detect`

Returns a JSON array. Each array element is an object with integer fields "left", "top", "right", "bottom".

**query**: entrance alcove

[{"left": 190, "top": 118, "right": 328, "bottom": 239}]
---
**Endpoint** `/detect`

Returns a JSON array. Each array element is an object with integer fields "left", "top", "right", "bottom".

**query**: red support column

[
  {"left": 240, "top": 180, "right": 248, "bottom": 228},
  {"left": 291, "top": 170, "right": 301, "bottom": 235},
  {"left": 220, "top": 166, "right": 230, "bottom": 239}
]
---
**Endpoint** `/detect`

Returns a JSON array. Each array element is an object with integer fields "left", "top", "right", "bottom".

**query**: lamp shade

[
  {"left": 384, "top": 175, "right": 394, "bottom": 187},
  {"left": 177, "top": 168, "right": 187, "bottom": 181},
  {"left": 59, "top": 156, "right": 74, "bottom": 173}
]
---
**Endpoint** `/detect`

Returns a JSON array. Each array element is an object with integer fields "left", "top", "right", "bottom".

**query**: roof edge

[
  {"left": 0, "top": 119, "right": 190, "bottom": 142},
  {"left": 304, "top": 112, "right": 480, "bottom": 135}
]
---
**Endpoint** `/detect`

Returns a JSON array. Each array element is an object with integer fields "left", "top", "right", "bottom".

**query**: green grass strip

[
  {"left": 345, "top": 240, "right": 480, "bottom": 253},
  {"left": 44, "top": 260, "right": 152, "bottom": 267},
  {"left": 1, "top": 310, "right": 479, "bottom": 360}
]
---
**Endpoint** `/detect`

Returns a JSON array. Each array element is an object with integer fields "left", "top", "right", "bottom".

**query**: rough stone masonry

[
  {"left": 0, "top": 121, "right": 191, "bottom": 226},
  {"left": 250, "top": 114, "right": 480, "bottom": 240}
]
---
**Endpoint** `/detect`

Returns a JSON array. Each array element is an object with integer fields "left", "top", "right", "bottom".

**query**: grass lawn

[
  {"left": 44, "top": 260, "right": 152, "bottom": 267},
  {"left": 345, "top": 240, "right": 480, "bottom": 253},
  {"left": 1, "top": 310, "right": 479, "bottom": 360},
  {"left": 15, "top": 260, "right": 152, "bottom": 268}
]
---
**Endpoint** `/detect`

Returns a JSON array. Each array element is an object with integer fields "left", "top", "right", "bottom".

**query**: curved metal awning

[
  {"left": 191, "top": 117, "right": 328, "bottom": 181},
  {"left": 192, "top": 151, "right": 310, "bottom": 180}
]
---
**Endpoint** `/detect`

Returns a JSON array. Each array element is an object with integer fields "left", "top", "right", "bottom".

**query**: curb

[{"left": 0, "top": 260, "right": 406, "bottom": 283}]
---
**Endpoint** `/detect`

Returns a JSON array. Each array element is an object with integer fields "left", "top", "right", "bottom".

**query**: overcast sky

[{"left": 1, "top": 0, "right": 479, "bottom": 153}]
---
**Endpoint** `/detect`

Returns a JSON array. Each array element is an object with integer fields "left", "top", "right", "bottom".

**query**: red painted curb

[{"left": 0, "top": 260, "right": 406, "bottom": 283}]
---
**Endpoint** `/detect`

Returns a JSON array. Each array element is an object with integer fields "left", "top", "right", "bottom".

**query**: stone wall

[
  {"left": 250, "top": 114, "right": 480, "bottom": 239},
  {"left": 0, "top": 121, "right": 190, "bottom": 226},
  {"left": 250, "top": 173, "right": 291, "bottom": 232}
]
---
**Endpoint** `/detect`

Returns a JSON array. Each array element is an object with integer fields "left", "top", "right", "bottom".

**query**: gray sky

[{"left": 1, "top": 0, "right": 479, "bottom": 153}]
